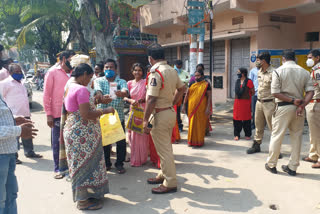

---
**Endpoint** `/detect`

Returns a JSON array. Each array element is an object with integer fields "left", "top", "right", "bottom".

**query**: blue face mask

[
  {"left": 12, "top": 73, "right": 24, "bottom": 81},
  {"left": 104, "top": 69, "right": 115, "bottom": 78},
  {"left": 174, "top": 65, "right": 181, "bottom": 73}
]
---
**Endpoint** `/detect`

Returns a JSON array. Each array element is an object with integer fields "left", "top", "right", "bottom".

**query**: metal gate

[{"left": 230, "top": 38, "right": 250, "bottom": 98}]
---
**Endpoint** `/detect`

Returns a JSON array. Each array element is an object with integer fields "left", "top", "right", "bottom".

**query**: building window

[
  {"left": 232, "top": 16, "right": 244, "bottom": 25},
  {"left": 305, "top": 32, "right": 319, "bottom": 42},
  {"left": 270, "top": 14, "right": 296, "bottom": 24}
]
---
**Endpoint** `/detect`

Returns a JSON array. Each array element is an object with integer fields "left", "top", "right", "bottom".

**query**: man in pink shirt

[
  {"left": 0, "top": 47, "right": 11, "bottom": 81},
  {"left": 43, "top": 50, "right": 75, "bottom": 179},
  {"left": 0, "top": 63, "right": 42, "bottom": 160}
]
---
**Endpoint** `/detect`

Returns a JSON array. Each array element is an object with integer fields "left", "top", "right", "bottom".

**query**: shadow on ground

[
  {"left": 30, "top": 101, "right": 44, "bottom": 113},
  {"left": 105, "top": 155, "right": 261, "bottom": 214}
]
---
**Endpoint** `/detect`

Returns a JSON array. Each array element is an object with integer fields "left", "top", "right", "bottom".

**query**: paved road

[{"left": 16, "top": 90, "right": 320, "bottom": 214}]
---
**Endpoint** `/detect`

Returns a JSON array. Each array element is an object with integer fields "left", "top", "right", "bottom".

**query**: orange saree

[{"left": 187, "top": 80, "right": 209, "bottom": 147}]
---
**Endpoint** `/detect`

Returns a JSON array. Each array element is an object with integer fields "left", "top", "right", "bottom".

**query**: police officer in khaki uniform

[
  {"left": 247, "top": 52, "right": 276, "bottom": 154},
  {"left": 265, "top": 51, "right": 314, "bottom": 176},
  {"left": 143, "top": 45, "right": 186, "bottom": 194},
  {"left": 303, "top": 50, "right": 320, "bottom": 168}
]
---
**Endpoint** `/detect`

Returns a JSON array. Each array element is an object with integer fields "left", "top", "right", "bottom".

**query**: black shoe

[
  {"left": 16, "top": 159, "right": 22, "bottom": 165},
  {"left": 281, "top": 165, "right": 296, "bottom": 176},
  {"left": 278, "top": 153, "right": 283, "bottom": 159},
  {"left": 265, "top": 163, "right": 277, "bottom": 174},
  {"left": 247, "top": 141, "right": 261, "bottom": 154}
]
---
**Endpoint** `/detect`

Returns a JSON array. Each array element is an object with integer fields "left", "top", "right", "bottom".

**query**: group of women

[{"left": 61, "top": 61, "right": 213, "bottom": 210}]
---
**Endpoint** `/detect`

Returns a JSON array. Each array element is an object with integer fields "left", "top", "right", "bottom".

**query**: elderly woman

[{"left": 63, "top": 63, "right": 114, "bottom": 210}]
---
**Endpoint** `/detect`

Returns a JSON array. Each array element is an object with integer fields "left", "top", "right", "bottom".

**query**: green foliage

[{"left": 110, "top": 2, "right": 133, "bottom": 28}]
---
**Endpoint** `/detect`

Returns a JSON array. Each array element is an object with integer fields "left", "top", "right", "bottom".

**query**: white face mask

[{"left": 306, "top": 58, "right": 314, "bottom": 67}]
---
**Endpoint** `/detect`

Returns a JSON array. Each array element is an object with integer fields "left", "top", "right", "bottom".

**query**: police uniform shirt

[
  {"left": 271, "top": 61, "right": 314, "bottom": 103},
  {"left": 147, "top": 61, "right": 184, "bottom": 108},
  {"left": 257, "top": 65, "right": 274, "bottom": 100},
  {"left": 311, "top": 62, "right": 320, "bottom": 99}
]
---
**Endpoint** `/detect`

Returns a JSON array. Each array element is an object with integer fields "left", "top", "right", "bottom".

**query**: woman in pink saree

[{"left": 124, "top": 63, "right": 149, "bottom": 166}]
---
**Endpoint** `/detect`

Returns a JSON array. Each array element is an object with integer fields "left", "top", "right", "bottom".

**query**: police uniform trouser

[
  {"left": 151, "top": 108, "right": 177, "bottom": 188},
  {"left": 254, "top": 101, "right": 275, "bottom": 143},
  {"left": 306, "top": 103, "right": 320, "bottom": 161},
  {"left": 267, "top": 105, "right": 304, "bottom": 171}
]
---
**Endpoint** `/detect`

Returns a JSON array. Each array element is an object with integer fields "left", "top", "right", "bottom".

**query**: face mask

[
  {"left": 306, "top": 58, "right": 314, "bottom": 67},
  {"left": 174, "top": 65, "right": 181, "bottom": 73},
  {"left": 256, "top": 61, "right": 261, "bottom": 68},
  {"left": 104, "top": 69, "right": 115, "bottom": 78},
  {"left": 12, "top": 73, "right": 24, "bottom": 81},
  {"left": 237, "top": 73, "right": 242, "bottom": 79},
  {"left": 196, "top": 77, "right": 204, "bottom": 82}
]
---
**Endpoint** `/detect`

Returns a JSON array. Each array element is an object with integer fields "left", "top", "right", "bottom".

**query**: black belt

[
  {"left": 277, "top": 102, "right": 294, "bottom": 106},
  {"left": 258, "top": 99, "right": 274, "bottom": 103}
]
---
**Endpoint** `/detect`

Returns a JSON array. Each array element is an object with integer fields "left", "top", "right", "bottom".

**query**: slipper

[
  {"left": 54, "top": 173, "right": 65, "bottom": 179},
  {"left": 124, "top": 157, "right": 130, "bottom": 162},
  {"left": 77, "top": 200, "right": 103, "bottom": 210},
  {"left": 302, "top": 157, "right": 317, "bottom": 163},
  {"left": 311, "top": 162, "right": 320, "bottom": 168},
  {"left": 234, "top": 136, "right": 239, "bottom": 141}
]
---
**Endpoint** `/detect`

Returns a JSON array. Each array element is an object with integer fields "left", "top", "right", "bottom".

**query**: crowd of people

[{"left": 0, "top": 42, "right": 319, "bottom": 213}]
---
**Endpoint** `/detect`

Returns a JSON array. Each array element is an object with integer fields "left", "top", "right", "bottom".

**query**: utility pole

[
  {"left": 209, "top": 0, "right": 213, "bottom": 86},
  {"left": 187, "top": 0, "right": 205, "bottom": 76},
  {"left": 189, "top": 0, "right": 199, "bottom": 76}
]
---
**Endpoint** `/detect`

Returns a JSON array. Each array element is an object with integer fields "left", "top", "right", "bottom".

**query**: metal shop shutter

[
  {"left": 230, "top": 38, "right": 250, "bottom": 98},
  {"left": 203, "top": 40, "right": 225, "bottom": 76}
]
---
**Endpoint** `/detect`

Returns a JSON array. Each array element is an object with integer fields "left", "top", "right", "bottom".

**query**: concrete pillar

[
  {"left": 198, "top": 34, "right": 204, "bottom": 64},
  {"left": 190, "top": 34, "right": 198, "bottom": 76},
  {"left": 177, "top": 46, "right": 181, "bottom": 60}
]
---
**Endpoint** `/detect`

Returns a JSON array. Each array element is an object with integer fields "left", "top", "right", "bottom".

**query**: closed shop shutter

[
  {"left": 181, "top": 45, "right": 190, "bottom": 72},
  {"left": 203, "top": 40, "right": 225, "bottom": 76},
  {"left": 230, "top": 38, "right": 250, "bottom": 98}
]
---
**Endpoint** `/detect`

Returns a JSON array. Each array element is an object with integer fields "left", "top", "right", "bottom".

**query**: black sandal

[{"left": 116, "top": 166, "right": 126, "bottom": 174}]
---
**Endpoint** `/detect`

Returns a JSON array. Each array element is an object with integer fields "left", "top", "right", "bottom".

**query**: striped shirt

[
  {"left": 94, "top": 75, "right": 128, "bottom": 122},
  {"left": 0, "top": 94, "right": 21, "bottom": 154}
]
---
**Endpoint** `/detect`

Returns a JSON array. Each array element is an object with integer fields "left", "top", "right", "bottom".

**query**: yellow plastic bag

[
  {"left": 100, "top": 110, "right": 125, "bottom": 146},
  {"left": 126, "top": 106, "right": 144, "bottom": 134}
]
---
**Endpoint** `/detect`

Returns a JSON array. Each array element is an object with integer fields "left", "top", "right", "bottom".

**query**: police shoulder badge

[{"left": 150, "top": 78, "right": 157, "bottom": 86}]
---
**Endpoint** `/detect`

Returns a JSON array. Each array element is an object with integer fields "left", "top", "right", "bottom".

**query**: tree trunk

[
  {"left": 95, "top": 31, "right": 117, "bottom": 62},
  {"left": 81, "top": 0, "right": 117, "bottom": 61}
]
